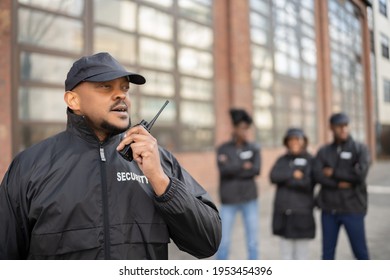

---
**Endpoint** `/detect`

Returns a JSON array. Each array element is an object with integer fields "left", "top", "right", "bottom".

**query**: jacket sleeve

[
  {"left": 333, "top": 143, "right": 371, "bottom": 185},
  {"left": 313, "top": 148, "right": 338, "bottom": 189},
  {"left": 238, "top": 145, "right": 261, "bottom": 179},
  {"left": 0, "top": 159, "right": 29, "bottom": 260},
  {"left": 154, "top": 151, "right": 221, "bottom": 259},
  {"left": 217, "top": 145, "right": 261, "bottom": 179},
  {"left": 269, "top": 156, "right": 293, "bottom": 185},
  {"left": 285, "top": 157, "right": 314, "bottom": 192},
  {"left": 216, "top": 146, "right": 242, "bottom": 177},
  {"left": 270, "top": 155, "right": 313, "bottom": 192}
]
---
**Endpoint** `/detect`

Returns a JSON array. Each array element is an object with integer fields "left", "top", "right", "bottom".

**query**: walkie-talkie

[{"left": 118, "top": 100, "right": 169, "bottom": 162}]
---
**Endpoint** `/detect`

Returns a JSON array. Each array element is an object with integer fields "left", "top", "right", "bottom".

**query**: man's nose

[{"left": 113, "top": 89, "right": 127, "bottom": 100}]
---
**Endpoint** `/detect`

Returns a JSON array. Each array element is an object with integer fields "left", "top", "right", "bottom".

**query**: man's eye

[
  {"left": 122, "top": 86, "right": 130, "bottom": 91},
  {"left": 98, "top": 84, "right": 110, "bottom": 89}
]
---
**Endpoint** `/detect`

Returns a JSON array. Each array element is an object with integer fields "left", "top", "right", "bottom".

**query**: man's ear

[{"left": 64, "top": 91, "right": 80, "bottom": 111}]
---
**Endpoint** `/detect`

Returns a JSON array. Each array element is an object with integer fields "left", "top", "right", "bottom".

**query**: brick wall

[{"left": 0, "top": 0, "right": 12, "bottom": 179}]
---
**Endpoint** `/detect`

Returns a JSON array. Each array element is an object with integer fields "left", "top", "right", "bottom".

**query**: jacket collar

[
  {"left": 66, "top": 108, "right": 120, "bottom": 145},
  {"left": 332, "top": 135, "right": 354, "bottom": 148}
]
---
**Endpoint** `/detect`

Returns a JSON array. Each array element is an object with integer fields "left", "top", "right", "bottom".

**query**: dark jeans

[{"left": 321, "top": 212, "right": 369, "bottom": 260}]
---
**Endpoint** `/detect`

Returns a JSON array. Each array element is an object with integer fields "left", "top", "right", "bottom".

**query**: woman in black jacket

[{"left": 270, "top": 128, "right": 315, "bottom": 260}]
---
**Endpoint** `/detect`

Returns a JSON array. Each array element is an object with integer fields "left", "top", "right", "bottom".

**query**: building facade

[
  {"left": 372, "top": 0, "right": 390, "bottom": 154},
  {"left": 0, "top": 0, "right": 375, "bottom": 191}
]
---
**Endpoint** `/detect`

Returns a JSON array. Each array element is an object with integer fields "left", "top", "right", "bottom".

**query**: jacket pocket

[
  {"left": 29, "top": 227, "right": 102, "bottom": 257},
  {"left": 110, "top": 223, "right": 170, "bottom": 245},
  {"left": 272, "top": 212, "right": 286, "bottom": 236},
  {"left": 290, "top": 212, "right": 315, "bottom": 231}
]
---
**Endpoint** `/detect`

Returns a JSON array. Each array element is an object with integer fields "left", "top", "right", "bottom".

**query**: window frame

[
  {"left": 384, "top": 79, "right": 390, "bottom": 103},
  {"left": 381, "top": 33, "right": 390, "bottom": 59},
  {"left": 379, "top": 0, "right": 388, "bottom": 17}
]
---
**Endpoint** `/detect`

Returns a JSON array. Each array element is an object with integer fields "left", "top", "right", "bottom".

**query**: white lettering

[{"left": 116, "top": 171, "right": 149, "bottom": 185}]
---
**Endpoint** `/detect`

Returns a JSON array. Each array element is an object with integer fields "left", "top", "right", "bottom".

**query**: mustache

[{"left": 110, "top": 101, "right": 128, "bottom": 111}]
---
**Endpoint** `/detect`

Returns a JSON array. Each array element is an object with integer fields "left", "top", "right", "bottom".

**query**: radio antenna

[{"left": 145, "top": 100, "right": 169, "bottom": 130}]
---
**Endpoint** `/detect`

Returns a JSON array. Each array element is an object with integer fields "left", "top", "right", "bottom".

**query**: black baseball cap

[
  {"left": 329, "top": 112, "right": 349, "bottom": 125},
  {"left": 65, "top": 52, "right": 146, "bottom": 91},
  {"left": 283, "top": 128, "right": 308, "bottom": 146}
]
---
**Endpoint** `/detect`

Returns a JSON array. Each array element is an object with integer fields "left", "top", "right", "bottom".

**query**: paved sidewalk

[{"left": 168, "top": 160, "right": 390, "bottom": 260}]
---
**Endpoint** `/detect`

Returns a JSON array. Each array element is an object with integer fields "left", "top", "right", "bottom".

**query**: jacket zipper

[{"left": 99, "top": 144, "right": 111, "bottom": 259}]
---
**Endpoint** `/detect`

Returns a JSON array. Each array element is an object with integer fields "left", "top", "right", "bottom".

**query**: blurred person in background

[
  {"left": 216, "top": 109, "right": 261, "bottom": 260},
  {"left": 313, "top": 112, "right": 371, "bottom": 260},
  {"left": 270, "top": 128, "right": 316, "bottom": 260}
]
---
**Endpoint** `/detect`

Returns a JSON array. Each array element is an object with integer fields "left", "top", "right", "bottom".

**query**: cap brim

[{"left": 85, "top": 70, "right": 146, "bottom": 85}]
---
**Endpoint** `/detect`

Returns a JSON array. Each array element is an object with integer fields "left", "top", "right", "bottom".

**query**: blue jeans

[
  {"left": 321, "top": 212, "right": 369, "bottom": 260},
  {"left": 216, "top": 199, "right": 259, "bottom": 260}
]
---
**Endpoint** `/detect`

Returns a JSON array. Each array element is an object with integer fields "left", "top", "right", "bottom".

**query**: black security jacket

[
  {"left": 0, "top": 110, "right": 221, "bottom": 260},
  {"left": 217, "top": 140, "right": 261, "bottom": 204},
  {"left": 313, "top": 137, "right": 371, "bottom": 214},
  {"left": 270, "top": 152, "right": 315, "bottom": 239}
]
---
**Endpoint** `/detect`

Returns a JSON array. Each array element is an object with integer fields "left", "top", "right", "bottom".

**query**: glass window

[
  {"left": 250, "top": 0, "right": 317, "bottom": 146},
  {"left": 178, "top": 0, "right": 212, "bottom": 23},
  {"left": 178, "top": 48, "right": 213, "bottom": 78},
  {"left": 301, "top": 0, "right": 314, "bottom": 10},
  {"left": 300, "top": 8, "right": 314, "bottom": 25},
  {"left": 94, "top": 0, "right": 136, "bottom": 31},
  {"left": 141, "top": 0, "right": 173, "bottom": 7},
  {"left": 180, "top": 101, "right": 214, "bottom": 127},
  {"left": 139, "top": 97, "right": 176, "bottom": 124},
  {"left": 20, "top": 52, "right": 74, "bottom": 84},
  {"left": 254, "top": 89, "right": 274, "bottom": 107},
  {"left": 19, "top": 87, "right": 67, "bottom": 122},
  {"left": 180, "top": 127, "right": 213, "bottom": 151},
  {"left": 384, "top": 79, "right": 390, "bottom": 103},
  {"left": 94, "top": 27, "right": 137, "bottom": 64},
  {"left": 328, "top": 0, "right": 366, "bottom": 142},
  {"left": 250, "top": 12, "right": 268, "bottom": 30},
  {"left": 254, "top": 108, "right": 273, "bottom": 129},
  {"left": 179, "top": 20, "right": 213, "bottom": 49},
  {"left": 381, "top": 34, "right": 390, "bottom": 59},
  {"left": 251, "top": 28, "right": 268, "bottom": 45},
  {"left": 181, "top": 77, "right": 213, "bottom": 100},
  {"left": 18, "top": 0, "right": 84, "bottom": 16},
  {"left": 249, "top": 0, "right": 269, "bottom": 13},
  {"left": 139, "top": 6, "right": 173, "bottom": 40},
  {"left": 18, "top": 8, "right": 83, "bottom": 53},
  {"left": 274, "top": 52, "right": 289, "bottom": 75},
  {"left": 139, "top": 38, "right": 174, "bottom": 70},
  {"left": 251, "top": 46, "right": 273, "bottom": 69},
  {"left": 379, "top": 0, "right": 388, "bottom": 17},
  {"left": 141, "top": 70, "right": 174, "bottom": 97}
]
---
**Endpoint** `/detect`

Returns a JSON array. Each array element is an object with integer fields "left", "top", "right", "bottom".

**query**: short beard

[{"left": 101, "top": 118, "right": 132, "bottom": 136}]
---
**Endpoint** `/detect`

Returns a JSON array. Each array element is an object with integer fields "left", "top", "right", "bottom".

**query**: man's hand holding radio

[{"left": 117, "top": 125, "right": 170, "bottom": 196}]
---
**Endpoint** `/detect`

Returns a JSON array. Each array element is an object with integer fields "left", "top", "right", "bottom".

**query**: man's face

[
  {"left": 71, "top": 77, "right": 131, "bottom": 138},
  {"left": 331, "top": 123, "right": 349, "bottom": 142},
  {"left": 287, "top": 136, "right": 305, "bottom": 155},
  {"left": 234, "top": 122, "right": 250, "bottom": 142}
]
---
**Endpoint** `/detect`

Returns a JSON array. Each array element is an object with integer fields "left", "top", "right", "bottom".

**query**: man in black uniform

[
  {"left": 0, "top": 52, "right": 221, "bottom": 259},
  {"left": 270, "top": 128, "right": 316, "bottom": 259},
  {"left": 314, "top": 112, "right": 370, "bottom": 260},
  {"left": 216, "top": 109, "right": 261, "bottom": 260}
]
